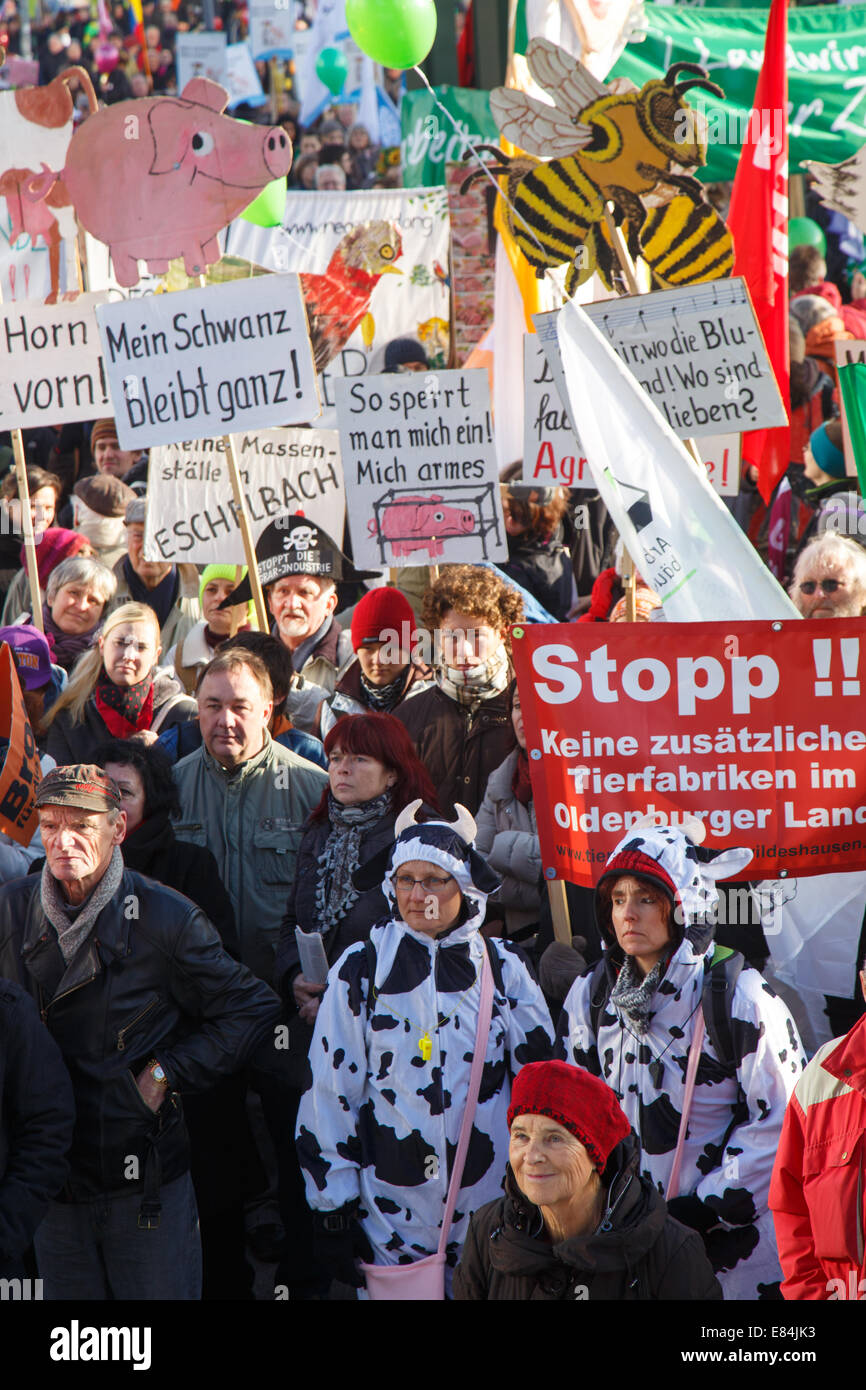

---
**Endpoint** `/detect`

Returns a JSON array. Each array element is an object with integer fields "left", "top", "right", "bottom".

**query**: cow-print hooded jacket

[
  {"left": 560, "top": 822, "right": 806, "bottom": 1301},
  {"left": 296, "top": 808, "right": 556, "bottom": 1270}
]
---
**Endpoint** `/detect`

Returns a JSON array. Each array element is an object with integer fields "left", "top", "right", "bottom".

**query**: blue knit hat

[{"left": 809, "top": 423, "right": 846, "bottom": 480}]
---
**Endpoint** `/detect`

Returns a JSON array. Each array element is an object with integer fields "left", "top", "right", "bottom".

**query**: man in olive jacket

[
  {"left": 172, "top": 648, "right": 328, "bottom": 988},
  {"left": 0, "top": 763, "right": 280, "bottom": 1301}
]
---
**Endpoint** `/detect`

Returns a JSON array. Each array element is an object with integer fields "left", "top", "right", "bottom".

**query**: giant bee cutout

[{"left": 463, "top": 38, "right": 733, "bottom": 297}]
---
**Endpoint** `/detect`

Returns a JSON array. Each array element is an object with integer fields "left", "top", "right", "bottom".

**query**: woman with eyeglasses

[
  {"left": 41, "top": 602, "right": 197, "bottom": 765},
  {"left": 296, "top": 802, "right": 555, "bottom": 1297},
  {"left": 273, "top": 712, "right": 439, "bottom": 1298}
]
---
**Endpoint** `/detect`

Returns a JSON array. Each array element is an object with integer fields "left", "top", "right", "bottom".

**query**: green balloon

[
  {"left": 316, "top": 46, "right": 349, "bottom": 97},
  {"left": 346, "top": 0, "right": 437, "bottom": 70},
  {"left": 240, "top": 177, "right": 288, "bottom": 228},
  {"left": 789, "top": 217, "right": 827, "bottom": 255}
]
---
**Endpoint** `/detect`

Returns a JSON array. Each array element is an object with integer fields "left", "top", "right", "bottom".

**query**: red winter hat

[
  {"left": 350, "top": 587, "right": 416, "bottom": 652},
  {"left": 21, "top": 528, "right": 91, "bottom": 589},
  {"left": 507, "top": 1061, "right": 630, "bottom": 1173}
]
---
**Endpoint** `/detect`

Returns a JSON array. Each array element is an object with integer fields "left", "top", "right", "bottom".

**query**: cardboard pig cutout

[
  {"left": 466, "top": 38, "right": 733, "bottom": 296},
  {"left": 0, "top": 68, "right": 95, "bottom": 302},
  {"left": 26, "top": 78, "right": 293, "bottom": 287}
]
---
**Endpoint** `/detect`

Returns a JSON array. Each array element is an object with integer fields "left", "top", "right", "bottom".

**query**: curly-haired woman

[{"left": 395, "top": 565, "right": 523, "bottom": 817}]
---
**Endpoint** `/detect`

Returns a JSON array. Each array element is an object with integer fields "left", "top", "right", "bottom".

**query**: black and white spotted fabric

[
  {"left": 561, "top": 822, "right": 806, "bottom": 1301},
  {"left": 296, "top": 914, "right": 555, "bottom": 1270}
]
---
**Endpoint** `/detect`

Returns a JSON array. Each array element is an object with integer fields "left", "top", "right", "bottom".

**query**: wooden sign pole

[
  {"left": 546, "top": 877, "right": 572, "bottom": 945},
  {"left": 11, "top": 431, "right": 44, "bottom": 633},
  {"left": 223, "top": 433, "right": 269, "bottom": 633},
  {"left": 228, "top": 564, "right": 244, "bottom": 637}
]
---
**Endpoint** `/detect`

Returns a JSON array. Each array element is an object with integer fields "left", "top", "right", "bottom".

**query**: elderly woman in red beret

[{"left": 453, "top": 1061, "right": 721, "bottom": 1301}]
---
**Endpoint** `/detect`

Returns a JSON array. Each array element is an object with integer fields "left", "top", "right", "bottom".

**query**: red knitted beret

[
  {"left": 350, "top": 587, "right": 416, "bottom": 652},
  {"left": 507, "top": 1061, "right": 631, "bottom": 1173}
]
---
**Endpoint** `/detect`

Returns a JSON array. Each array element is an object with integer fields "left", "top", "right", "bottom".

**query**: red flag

[{"left": 727, "top": 0, "right": 790, "bottom": 504}]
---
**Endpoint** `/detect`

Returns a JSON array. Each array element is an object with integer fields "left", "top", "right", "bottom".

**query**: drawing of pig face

[{"left": 148, "top": 83, "right": 292, "bottom": 189}]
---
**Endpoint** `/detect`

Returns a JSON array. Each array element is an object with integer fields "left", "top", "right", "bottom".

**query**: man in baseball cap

[{"left": 0, "top": 761, "right": 280, "bottom": 1300}]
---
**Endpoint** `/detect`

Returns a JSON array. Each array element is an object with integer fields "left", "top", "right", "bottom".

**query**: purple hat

[{"left": 0, "top": 624, "right": 53, "bottom": 690}]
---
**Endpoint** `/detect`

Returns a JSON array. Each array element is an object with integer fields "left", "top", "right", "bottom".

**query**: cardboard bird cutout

[
  {"left": 804, "top": 148, "right": 866, "bottom": 237},
  {"left": 299, "top": 221, "right": 403, "bottom": 373},
  {"left": 468, "top": 37, "right": 733, "bottom": 295}
]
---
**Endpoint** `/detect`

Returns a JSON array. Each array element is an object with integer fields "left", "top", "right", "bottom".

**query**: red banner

[
  {"left": 511, "top": 619, "right": 866, "bottom": 886},
  {"left": 0, "top": 643, "right": 42, "bottom": 846}
]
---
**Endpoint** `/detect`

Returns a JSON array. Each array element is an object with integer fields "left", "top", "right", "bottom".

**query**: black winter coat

[
  {"left": 121, "top": 811, "right": 240, "bottom": 959},
  {"left": 0, "top": 978, "right": 75, "bottom": 1272},
  {"left": 453, "top": 1136, "right": 723, "bottom": 1301},
  {"left": 501, "top": 524, "right": 573, "bottom": 621},
  {"left": 395, "top": 682, "right": 516, "bottom": 818},
  {"left": 0, "top": 869, "right": 280, "bottom": 1199}
]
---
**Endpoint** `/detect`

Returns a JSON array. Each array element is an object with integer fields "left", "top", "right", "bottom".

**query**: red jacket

[{"left": 770, "top": 1014, "right": 866, "bottom": 1300}]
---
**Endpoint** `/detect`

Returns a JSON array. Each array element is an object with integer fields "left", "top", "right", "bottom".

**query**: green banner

[
  {"left": 609, "top": 3, "right": 866, "bottom": 181},
  {"left": 401, "top": 86, "right": 499, "bottom": 188},
  {"left": 838, "top": 362, "right": 866, "bottom": 498}
]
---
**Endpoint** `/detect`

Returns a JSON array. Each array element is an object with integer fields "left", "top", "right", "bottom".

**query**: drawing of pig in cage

[{"left": 367, "top": 482, "right": 504, "bottom": 564}]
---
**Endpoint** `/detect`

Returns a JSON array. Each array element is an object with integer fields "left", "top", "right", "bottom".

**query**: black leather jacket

[{"left": 0, "top": 868, "right": 280, "bottom": 1202}]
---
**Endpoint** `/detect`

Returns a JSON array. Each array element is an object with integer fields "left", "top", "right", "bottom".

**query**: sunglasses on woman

[{"left": 798, "top": 579, "right": 842, "bottom": 595}]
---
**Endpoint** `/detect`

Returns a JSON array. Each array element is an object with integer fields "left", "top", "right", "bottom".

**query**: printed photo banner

[
  {"left": 512, "top": 618, "right": 866, "bottom": 888},
  {"left": 225, "top": 187, "right": 450, "bottom": 422},
  {"left": 612, "top": 1, "right": 866, "bottom": 182},
  {"left": 0, "top": 642, "right": 41, "bottom": 847},
  {"left": 335, "top": 367, "right": 507, "bottom": 571},
  {"left": 0, "top": 292, "right": 110, "bottom": 431},
  {"left": 143, "top": 427, "right": 345, "bottom": 565},
  {"left": 175, "top": 32, "right": 227, "bottom": 90},
  {"left": 248, "top": 0, "right": 297, "bottom": 61},
  {"left": 95, "top": 274, "right": 320, "bottom": 450}
]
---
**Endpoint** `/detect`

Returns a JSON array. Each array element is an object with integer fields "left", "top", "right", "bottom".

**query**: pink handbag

[
  {"left": 359, "top": 949, "right": 494, "bottom": 1300},
  {"left": 665, "top": 1006, "right": 705, "bottom": 1202}
]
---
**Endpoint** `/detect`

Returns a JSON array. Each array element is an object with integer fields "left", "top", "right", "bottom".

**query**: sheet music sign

[{"left": 581, "top": 278, "right": 787, "bottom": 440}]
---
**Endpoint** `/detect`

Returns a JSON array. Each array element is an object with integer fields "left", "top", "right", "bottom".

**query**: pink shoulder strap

[
  {"left": 665, "top": 1006, "right": 705, "bottom": 1202},
  {"left": 437, "top": 948, "right": 494, "bottom": 1253}
]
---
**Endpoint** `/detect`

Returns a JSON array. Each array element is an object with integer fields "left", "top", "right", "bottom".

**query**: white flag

[{"left": 551, "top": 301, "right": 800, "bottom": 621}]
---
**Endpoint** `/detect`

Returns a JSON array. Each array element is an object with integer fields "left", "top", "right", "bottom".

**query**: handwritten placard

[
  {"left": 335, "top": 368, "right": 507, "bottom": 570},
  {"left": 143, "top": 427, "right": 345, "bottom": 564},
  {"left": 0, "top": 293, "right": 110, "bottom": 430},
  {"left": 522, "top": 334, "right": 592, "bottom": 489},
  {"left": 96, "top": 274, "right": 320, "bottom": 449}
]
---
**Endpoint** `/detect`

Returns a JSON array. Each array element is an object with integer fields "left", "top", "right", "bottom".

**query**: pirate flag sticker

[{"left": 220, "top": 515, "right": 380, "bottom": 606}]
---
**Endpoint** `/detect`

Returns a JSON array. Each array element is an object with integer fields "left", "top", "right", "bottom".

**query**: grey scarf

[
  {"left": 313, "top": 791, "right": 392, "bottom": 938},
  {"left": 41, "top": 845, "right": 125, "bottom": 964},
  {"left": 610, "top": 954, "right": 668, "bottom": 1035}
]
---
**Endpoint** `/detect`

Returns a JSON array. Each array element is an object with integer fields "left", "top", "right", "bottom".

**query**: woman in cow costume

[
  {"left": 296, "top": 802, "right": 555, "bottom": 1294},
  {"left": 561, "top": 817, "right": 806, "bottom": 1300}
]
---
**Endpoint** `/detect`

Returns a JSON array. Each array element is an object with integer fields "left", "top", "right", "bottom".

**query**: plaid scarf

[
  {"left": 360, "top": 665, "right": 409, "bottom": 712},
  {"left": 434, "top": 642, "right": 510, "bottom": 711}
]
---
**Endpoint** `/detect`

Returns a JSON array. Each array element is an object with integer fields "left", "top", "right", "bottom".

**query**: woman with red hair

[{"left": 273, "top": 712, "right": 439, "bottom": 1298}]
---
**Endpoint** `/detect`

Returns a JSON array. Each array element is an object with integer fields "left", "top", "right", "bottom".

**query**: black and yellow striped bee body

[
  {"left": 511, "top": 158, "right": 604, "bottom": 276},
  {"left": 639, "top": 195, "right": 734, "bottom": 286}
]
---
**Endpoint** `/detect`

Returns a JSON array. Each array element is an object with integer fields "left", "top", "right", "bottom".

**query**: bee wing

[
  {"left": 526, "top": 37, "right": 609, "bottom": 114},
  {"left": 490, "top": 86, "right": 592, "bottom": 158}
]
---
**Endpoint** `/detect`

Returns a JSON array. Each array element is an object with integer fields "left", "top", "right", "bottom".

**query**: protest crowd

[{"left": 1, "top": 0, "right": 866, "bottom": 1319}]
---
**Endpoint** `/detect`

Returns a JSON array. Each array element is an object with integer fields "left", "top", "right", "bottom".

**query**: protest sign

[
  {"left": 335, "top": 368, "right": 507, "bottom": 570},
  {"left": 248, "top": 0, "right": 296, "bottom": 60},
  {"left": 96, "top": 275, "right": 320, "bottom": 449},
  {"left": 581, "top": 279, "right": 786, "bottom": 439},
  {"left": 0, "top": 292, "right": 110, "bottom": 431},
  {"left": 543, "top": 302, "right": 798, "bottom": 621},
  {"left": 0, "top": 642, "right": 41, "bottom": 847},
  {"left": 143, "top": 427, "right": 345, "bottom": 564},
  {"left": 175, "top": 31, "right": 227, "bottom": 90},
  {"left": 225, "top": 43, "right": 267, "bottom": 110},
  {"left": 512, "top": 619, "right": 866, "bottom": 887},
  {"left": 225, "top": 187, "right": 450, "bottom": 422},
  {"left": 697, "top": 433, "right": 741, "bottom": 498},
  {"left": 523, "top": 333, "right": 591, "bottom": 489}
]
